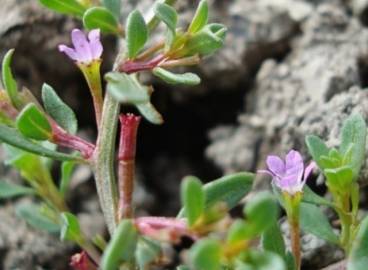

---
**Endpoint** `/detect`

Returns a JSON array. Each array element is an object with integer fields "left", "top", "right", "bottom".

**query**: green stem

[
  {"left": 93, "top": 91, "right": 120, "bottom": 235},
  {"left": 79, "top": 61, "right": 104, "bottom": 128},
  {"left": 284, "top": 193, "right": 302, "bottom": 270},
  {"left": 289, "top": 208, "right": 301, "bottom": 270}
]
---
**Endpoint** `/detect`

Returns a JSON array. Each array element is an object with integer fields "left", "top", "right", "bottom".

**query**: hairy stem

[{"left": 93, "top": 92, "right": 120, "bottom": 235}]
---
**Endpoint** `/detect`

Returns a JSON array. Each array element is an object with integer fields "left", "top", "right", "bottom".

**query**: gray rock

[{"left": 207, "top": 2, "right": 368, "bottom": 178}]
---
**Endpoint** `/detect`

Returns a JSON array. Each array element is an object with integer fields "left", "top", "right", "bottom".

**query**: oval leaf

[
  {"left": 60, "top": 212, "right": 82, "bottom": 242},
  {"left": 0, "top": 123, "right": 79, "bottom": 161},
  {"left": 136, "top": 102, "right": 164, "bottom": 125},
  {"left": 154, "top": 2, "right": 177, "bottom": 45},
  {"left": 83, "top": 7, "right": 120, "bottom": 34},
  {"left": 16, "top": 103, "right": 52, "bottom": 140},
  {"left": 42, "top": 83, "right": 78, "bottom": 135},
  {"left": 262, "top": 222, "right": 286, "bottom": 258},
  {"left": 39, "top": 0, "right": 86, "bottom": 17},
  {"left": 2, "top": 49, "right": 22, "bottom": 108},
  {"left": 0, "top": 181, "right": 35, "bottom": 199},
  {"left": 348, "top": 215, "right": 368, "bottom": 270},
  {"left": 126, "top": 10, "right": 148, "bottom": 59},
  {"left": 300, "top": 203, "right": 339, "bottom": 244},
  {"left": 16, "top": 203, "right": 60, "bottom": 233},
  {"left": 188, "top": 0, "right": 208, "bottom": 33},
  {"left": 238, "top": 251, "right": 286, "bottom": 270},
  {"left": 101, "top": 220, "right": 138, "bottom": 270},
  {"left": 105, "top": 72, "right": 150, "bottom": 104},
  {"left": 181, "top": 176, "right": 205, "bottom": 226},
  {"left": 190, "top": 239, "right": 222, "bottom": 270},
  {"left": 339, "top": 113, "right": 367, "bottom": 180},
  {"left": 153, "top": 67, "right": 201, "bottom": 86},
  {"left": 135, "top": 237, "right": 161, "bottom": 269},
  {"left": 305, "top": 135, "right": 330, "bottom": 169},
  {"left": 244, "top": 192, "right": 278, "bottom": 236},
  {"left": 184, "top": 23, "right": 227, "bottom": 56},
  {"left": 102, "top": 0, "right": 121, "bottom": 19},
  {"left": 177, "top": 172, "right": 254, "bottom": 217}
]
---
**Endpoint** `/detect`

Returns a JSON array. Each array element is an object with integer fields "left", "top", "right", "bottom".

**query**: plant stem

[
  {"left": 93, "top": 91, "right": 120, "bottom": 235},
  {"left": 51, "top": 122, "right": 95, "bottom": 159},
  {"left": 290, "top": 216, "right": 301, "bottom": 270},
  {"left": 285, "top": 193, "right": 302, "bottom": 270},
  {"left": 79, "top": 61, "right": 104, "bottom": 128},
  {"left": 118, "top": 114, "right": 141, "bottom": 219}
]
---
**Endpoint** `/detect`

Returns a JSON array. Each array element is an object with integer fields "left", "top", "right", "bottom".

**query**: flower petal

[
  {"left": 88, "top": 29, "right": 103, "bottom": 59},
  {"left": 58, "top": 45, "right": 79, "bottom": 61},
  {"left": 71, "top": 29, "right": 92, "bottom": 63},
  {"left": 303, "top": 161, "right": 316, "bottom": 182},
  {"left": 266, "top": 155, "right": 285, "bottom": 175},
  {"left": 285, "top": 150, "right": 304, "bottom": 181}
]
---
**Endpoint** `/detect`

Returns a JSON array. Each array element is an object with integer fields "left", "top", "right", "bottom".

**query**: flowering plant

[{"left": 0, "top": 0, "right": 367, "bottom": 270}]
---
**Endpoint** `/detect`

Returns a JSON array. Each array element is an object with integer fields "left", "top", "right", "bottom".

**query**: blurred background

[{"left": 1, "top": 0, "right": 368, "bottom": 269}]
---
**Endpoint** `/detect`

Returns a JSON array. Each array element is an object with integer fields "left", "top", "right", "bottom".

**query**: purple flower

[
  {"left": 259, "top": 150, "right": 316, "bottom": 195},
  {"left": 59, "top": 29, "right": 103, "bottom": 64}
]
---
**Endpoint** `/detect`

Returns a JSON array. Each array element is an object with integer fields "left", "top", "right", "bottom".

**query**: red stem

[
  {"left": 118, "top": 114, "right": 141, "bottom": 219},
  {"left": 118, "top": 54, "right": 166, "bottom": 74},
  {"left": 51, "top": 122, "right": 95, "bottom": 159}
]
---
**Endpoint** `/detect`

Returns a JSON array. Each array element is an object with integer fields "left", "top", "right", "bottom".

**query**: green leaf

[
  {"left": 136, "top": 102, "right": 164, "bottom": 125},
  {"left": 60, "top": 212, "right": 82, "bottom": 242},
  {"left": 2, "top": 49, "right": 22, "bottom": 108},
  {"left": 39, "top": 0, "right": 86, "bottom": 17},
  {"left": 16, "top": 103, "right": 52, "bottom": 141},
  {"left": 204, "top": 172, "right": 254, "bottom": 210},
  {"left": 154, "top": 3, "right": 177, "bottom": 32},
  {"left": 339, "top": 113, "right": 367, "bottom": 180},
  {"left": 190, "top": 239, "right": 221, "bottom": 270},
  {"left": 126, "top": 10, "right": 148, "bottom": 59},
  {"left": 0, "top": 123, "right": 79, "bottom": 161},
  {"left": 101, "top": 220, "right": 138, "bottom": 269},
  {"left": 300, "top": 203, "right": 339, "bottom": 244},
  {"left": 59, "top": 160, "right": 76, "bottom": 196},
  {"left": 183, "top": 23, "right": 227, "bottom": 56},
  {"left": 305, "top": 135, "right": 330, "bottom": 169},
  {"left": 16, "top": 203, "right": 60, "bottom": 233},
  {"left": 135, "top": 237, "right": 161, "bottom": 270},
  {"left": 153, "top": 68, "right": 201, "bottom": 86},
  {"left": 105, "top": 72, "right": 150, "bottom": 104},
  {"left": 348, "top": 215, "right": 368, "bottom": 270},
  {"left": 83, "top": 7, "right": 120, "bottom": 34},
  {"left": 302, "top": 186, "right": 333, "bottom": 207},
  {"left": 325, "top": 166, "right": 354, "bottom": 190},
  {"left": 237, "top": 251, "right": 286, "bottom": 270},
  {"left": 181, "top": 176, "right": 205, "bottom": 226},
  {"left": 178, "top": 172, "right": 254, "bottom": 217},
  {"left": 188, "top": 0, "right": 208, "bottom": 33},
  {"left": 42, "top": 83, "right": 78, "bottom": 135},
  {"left": 0, "top": 181, "right": 35, "bottom": 199},
  {"left": 285, "top": 251, "right": 297, "bottom": 270},
  {"left": 227, "top": 220, "right": 249, "bottom": 244},
  {"left": 102, "top": 0, "right": 121, "bottom": 19},
  {"left": 244, "top": 192, "right": 278, "bottom": 236},
  {"left": 154, "top": 3, "right": 177, "bottom": 47},
  {"left": 262, "top": 222, "right": 286, "bottom": 258}
]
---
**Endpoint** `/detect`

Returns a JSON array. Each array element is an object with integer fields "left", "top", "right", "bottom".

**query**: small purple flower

[
  {"left": 259, "top": 150, "right": 316, "bottom": 195},
  {"left": 59, "top": 29, "right": 103, "bottom": 64}
]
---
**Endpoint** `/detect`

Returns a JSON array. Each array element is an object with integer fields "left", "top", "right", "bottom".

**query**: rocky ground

[{"left": 1, "top": 0, "right": 368, "bottom": 269}]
